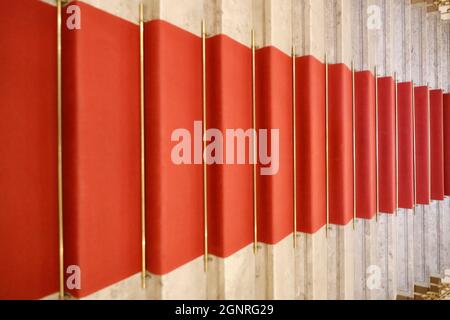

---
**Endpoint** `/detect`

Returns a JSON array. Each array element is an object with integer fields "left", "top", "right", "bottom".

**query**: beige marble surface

[
  {"left": 393, "top": 0, "right": 412, "bottom": 82},
  {"left": 207, "top": 244, "right": 256, "bottom": 300},
  {"left": 324, "top": 0, "right": 352, "bottom": 68},
  {"left": 146, "top": 0, "right": 203, "bottom": 36},
  {"left": 396, "top": 208, "right": 415, "bottom": 298},
  {"left": 205, "top": 0, "right": 253, "bottom": 47},
  {"left": 292, "top": 0, "right": 325, "bottom": 62},
  {"left": 440, "top": 197, "right": 450, "bottom": 275},
  {"left": 411, "top": 3, "right": 428, "bottom": 86},
  {"left": 83, "top": 273, "right": 146, "bottom": 300},
  {"left": 376, "top": 213, "right": 398, "bottom": 300},
  {"left": 147, "top": 256, "right": 207, "bottom": 300},
  {"left": 414, "top": 204, "right": 430, "bottom": 286},
  {"left": 327, "top": 222, "right": 355, "bottom": 300},
  {"left": 379, "top": 0, "right": 395, "bottom": 76},
  {"left": 427, "top": 201, "right": 443, "bottom": 276},
  {"left": 295, "top": 226, "right": 328, "bottom": 300},
  {"left": 252, "top": 0, "right": 292, "bottom": 55},
  {"left": 354, "top": 217, "right": 379, "bottom": 299},
  {"left": 256, "top": 235, "right": 296, "bottom": 300},
  {"left": 351, "top": 0, "right": 377, "bottom": 72}
]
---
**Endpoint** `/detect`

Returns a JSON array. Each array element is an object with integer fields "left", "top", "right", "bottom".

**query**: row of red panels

[{"left": 0, "top": 0, "right": 449, "bottom": 299}]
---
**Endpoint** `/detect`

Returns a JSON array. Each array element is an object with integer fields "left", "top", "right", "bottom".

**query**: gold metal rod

[
  {"left": 375, "top": 66, "right": 379, "bottom": 222},
  {"left": 57, "top": 0, "right": 64, "bottom": 301},
  {"left": 201, "top": 20, "right": 208, "bottom": 272},
  {"left": 251, "top": 30, "right": 258, "bottom": 254},
  {"left": 352, "top": 61, "right": 357, "bottom": 230},
  {"left": 412, "top": 83, "right": 417, "bottom": 215},
  {"left": 427, "top": 84, "right": 431, "bottom": 203},
  {"left": 428, "top": 83, "right": 432, "bottom": 203},
  {"left": 292, "top": 46, "right": 297, "bottom": 248},
  {"left": 325, "top": 54, "right": 329, "bottom": 236},
  {"left": 139, "top": 2, "right": 147, "bottom": 290},
  {"left": 395, "top": 73, "right": 399, "bottom": 215}
]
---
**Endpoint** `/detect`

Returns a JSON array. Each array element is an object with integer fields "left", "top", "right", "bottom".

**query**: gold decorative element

[
  {"left": 427, "top": 84, "right": 431, "bottom": 203},
  {"left": 352, "top": 61, "right": 357, "bottom": 229},
  {"left": 251, "top": 30, "right": 258, "bottom": 254},
  {"left": 412, "top": 83, "right": 417, "bottom": 215},
  {"left": 375, "top": 67, "right": 379, "bottom": 222},
  {"left": 57, "top": 0, "right": 65, "bottom": 301},
  {"left": 139, "top": 2, "right": 147, "bottom": 290},
  {"left": 395, "top": 73, "right": 399, "bottom": 214},
  {"left": 292, "top": 46, "right": 297, "bottom": 248},
  {"left": 325, "top": 54, "right": 329, "bottom": 236},
  {"left": 201, "top": 20, "right": 209, "bottom": 272}
]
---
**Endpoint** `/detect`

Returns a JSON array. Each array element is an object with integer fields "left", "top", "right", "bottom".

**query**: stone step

[
  {"left": 414, "top": 284, "right": 430, "bottom": 295},
  {"left": 414, "top": 292, "right": 430, "bottom": 300},
  {"left": 430, "top": 276, "right": 442, "bottom": 285},
  {"left": 413, "top": 274, "right": 450, "bottom": 300}
]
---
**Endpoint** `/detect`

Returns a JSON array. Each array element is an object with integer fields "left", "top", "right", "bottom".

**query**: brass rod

[
  {"left": 251, "top": 30, "right": 258, "bottom": 254},
  {"left": 412, "top": 83, "right": 417, "bottom": 215},
  {"left": 325, "top": 54, "right": 329, "bottom": 236},
  {"left": 57, "top": 0, "right": 64, "bottom": 301},
  {"left": 395, "top": 73, "right": 399, "bottom": 215},
  {"left": 375, "top": 66, "right": 379, "bottom": 222},
  {"left": 428, "top": 84, "right": 431, "bottom": 198},
  {"left": 201, "top": 20, "right": 208, "bottom": 272},
  {"left": 292, "top": 46, "right": 297, "bottom": 248},
  {"left": 139, "top": 2, "right": 146, "bottom": 290},
  {"left": 352, "top": 61, "right": 357, "bottom": 230}
]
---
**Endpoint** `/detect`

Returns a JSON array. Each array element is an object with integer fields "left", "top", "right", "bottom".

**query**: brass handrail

[
  {"left": 352, "top": 61, "right": 357, "bottom": 229},
  {"left": 325, "top": 54, "right": 329, "bottom": 236},
  {"left": 251, "top": 30, "right": 258, "bottom": 254},
  {"left": 292, "top": 46, "right": 297, "bottom": 248},
  {"left": 201, "top": 20, "right": 209, "bottom": 272},
  {"left": 375, "top": 66, "right": 379, "bottom": 222},
  {"left": 139, "top": 1, "right": 147, "bottom": 289},
  {"left": 57, "top": 0, "right": 65, "bottom": 300}
]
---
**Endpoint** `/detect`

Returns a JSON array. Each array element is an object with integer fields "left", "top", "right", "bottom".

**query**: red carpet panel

[{"left": 0, "top": 0, "right": 449, "bottom": 299}]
